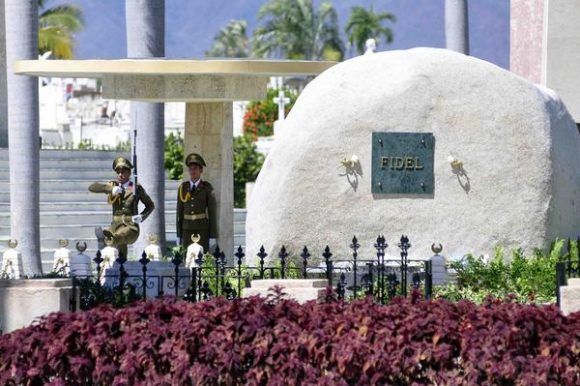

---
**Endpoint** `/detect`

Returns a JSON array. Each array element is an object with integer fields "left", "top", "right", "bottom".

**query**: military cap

[
  {"left": 112, "top": 157, "right": 133, "bottom": 171},
  {"left": 185, "top": 153, "right": 206, "bottom": 167}
]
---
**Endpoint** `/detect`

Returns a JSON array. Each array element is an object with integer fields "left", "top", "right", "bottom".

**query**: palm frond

[
  {"left": 252, "top": 0, "right": 342, "bottom": 60},
  {"left": 38, "top": 27, "right": 74, "bottom": 59},
  {"left": 39, "top": 5, "right": 84, "bottom": 32},
  {"left": 345, "top": 5, "right": 395, "bottom": 55}
]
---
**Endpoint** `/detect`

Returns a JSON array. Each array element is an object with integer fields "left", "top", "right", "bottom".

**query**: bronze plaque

[{"left": 372, "top": 132, "right": 434, "bottom": 194}]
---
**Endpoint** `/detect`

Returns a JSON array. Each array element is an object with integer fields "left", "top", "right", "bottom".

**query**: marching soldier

[
  {"left": 177, "top": 153, "right": 217, "bottom": 252},
  {"left": 88, "top": 157, "right": 155, "bottom": 258}
]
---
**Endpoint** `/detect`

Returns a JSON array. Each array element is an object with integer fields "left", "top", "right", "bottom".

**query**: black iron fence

[
  {"left": 556, "top": 238, "right": 580, "bottom": 307},
  {"left": 69, "top": 235, "right": 433, "bottom": 311}
]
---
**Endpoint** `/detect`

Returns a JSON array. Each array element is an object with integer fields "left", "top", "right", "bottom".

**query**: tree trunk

[
  {"left": 5, "top": 0, "right": 42, "bottom": 275},
  {"left": 125, "top": 0, "right": 166, "bottom": 256},
  {"left": 445, "top": 0, "right": 470, "bottom": 55}
]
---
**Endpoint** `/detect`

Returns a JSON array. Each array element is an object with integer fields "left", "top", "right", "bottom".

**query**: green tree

[
  {"left": 234, "top": 135, "right": 265, "bottom": 208},
  {"left": 206, "top": 20, "right": 250, "bottom": 58},
  {"left": 38, "top": 0, "right": 84, "bottom": 59},
  {"left": 345, "top": 5, "right": 395, "bottom": 55},
  {"left": 252, "top": 0, "right": 344, "bottom": 61},
  {"left": 164, "top": 133, "right": 184, "bottom": 180}
]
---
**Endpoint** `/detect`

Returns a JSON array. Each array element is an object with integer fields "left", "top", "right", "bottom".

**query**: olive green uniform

[
  {"left": 176, "top": 180, "right": 217, "bottom": 251},
  {"left": 88, "top": 181, "right": 155, "bottom": 257}
]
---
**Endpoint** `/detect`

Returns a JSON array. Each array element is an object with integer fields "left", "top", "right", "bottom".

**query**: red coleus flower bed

[{"left": 1, "top": 292, "right": 579, "bottom": 385}]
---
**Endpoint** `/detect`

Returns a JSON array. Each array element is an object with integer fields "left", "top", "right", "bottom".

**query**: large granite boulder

[{"left": 246, "top": 48, "right": 580, "bottom": 263}]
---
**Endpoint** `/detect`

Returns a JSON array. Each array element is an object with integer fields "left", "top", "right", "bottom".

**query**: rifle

[{"left": 131, "top": 125, "right": 138, "bottom": 215}]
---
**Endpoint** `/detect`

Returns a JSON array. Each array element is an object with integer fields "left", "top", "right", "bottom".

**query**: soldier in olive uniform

[
  {"left": 177, "top": 153, "right": 217, "bottom": 251},
  {"left": 89, "top": 157, "right": 155, "bottom": 258}
]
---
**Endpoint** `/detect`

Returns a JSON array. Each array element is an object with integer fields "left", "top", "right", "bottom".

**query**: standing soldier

[
  {"left": 177, "top": 153, "right": 217, "bottom": 252},
  {"left": 89, "top": 157, "right": 155, "bottom": 258}
]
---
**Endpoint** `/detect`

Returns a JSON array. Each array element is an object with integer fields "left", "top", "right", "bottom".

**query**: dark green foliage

[
  {"left": 164, "top": 132, "right": 264, "bottom": 208},
  {"left": 205, "top": 19, "right": 250, "bottom": 58},
  {"left": 345, "top": 5, "right": 395, "bottom": 55},
  {"left": 38, "top": 2, "right": 84, "bottom": 59},
  {"left": 164, "top": 132, "right": 184, "bottom": 180},
  {"left": 252, "top": 0, "right": 344, "bottom": 61},
  {"left": 436, "top": 239, "right": 579, "bottom": 304},
  {"left": 234, "top": 135, "right": 265, "bottom": 207}
]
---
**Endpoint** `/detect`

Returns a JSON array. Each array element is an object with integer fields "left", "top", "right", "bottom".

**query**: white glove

[
  {"left": 111, "top": 186, "right": 123, "bottom": 196},
  {"left": 131, "top": 215, "right": 143, "bottom": 224},
  {"left": 209, "top": 238, "right": 217, "bottom": 249}
]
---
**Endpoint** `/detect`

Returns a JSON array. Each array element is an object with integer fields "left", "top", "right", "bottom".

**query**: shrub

[
  {"left": 164, "top": 132, "right": 184, "bottom": 180},
  {"left": 437, "top": 239, "right": 579, "bottom": 304},
  {"left": 233, "top": 135, "right": 264, "bottom": 207},
  {"left": 242, "top": 88, "right": 297, "bottom": 138},
  {"left": 1, "top": 295, "right": 579, "bottom": 384}
]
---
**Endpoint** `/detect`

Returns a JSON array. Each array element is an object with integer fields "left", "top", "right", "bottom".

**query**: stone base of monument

[
  {"left": 560, "top": 278, "right": 580, "bottom": 316},
  {"left": 243, "top": 279, "right": 328, "bottom": 304},
  {"left": 0, "top": 279, "right": 72, "bottom": 333}
]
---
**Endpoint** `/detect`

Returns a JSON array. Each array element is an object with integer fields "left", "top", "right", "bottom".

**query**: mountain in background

[{"left": 43, "top": 0, "right": 509, "bottom": 69}]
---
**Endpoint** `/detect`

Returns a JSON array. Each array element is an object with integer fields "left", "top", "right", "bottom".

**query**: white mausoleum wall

[{"left": 246, "top": 48, "right": 580, "bottom": 263}]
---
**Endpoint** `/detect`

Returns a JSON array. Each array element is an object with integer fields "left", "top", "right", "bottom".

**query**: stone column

[
  {"left": 0, "top": 0, "right": 8, "bottom": 147},
  {"left": 445, "top": 0, "right": 469, "bottom": 55},
  {"left": 5, "top": 0, "right": 41, "bottom": 275},
  {"left": 184, "top": 103, "right": 234, "bottom": 258},
  {"left": 541, "top": 1, "right": 580, "bottom": 122},
  {"left": 126, "top": 0, "right": 166, "bottom": 255},
  {"left": 510, "top": 0, "right": 545, "bottom": 84}
]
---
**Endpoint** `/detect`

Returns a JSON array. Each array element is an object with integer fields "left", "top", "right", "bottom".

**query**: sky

[{"left": 43, "top": 0, "right": 509, "bottom": 69}]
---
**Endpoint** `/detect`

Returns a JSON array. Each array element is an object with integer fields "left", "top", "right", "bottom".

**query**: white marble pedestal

[
  {"left": 0, "top": 279, "right": 72, "bottom": 333},
  {"left": 560, "top": 278, "right": 580, "bottom": 315},
  {"left": 243, "top": 279, "right": 328, "bottom": 304}
]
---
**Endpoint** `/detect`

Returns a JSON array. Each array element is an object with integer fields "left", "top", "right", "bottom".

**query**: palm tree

[
  {"left": 206, "top": 20, "right": 250, "bottom": 58},
  {"left": 125, "top": 0, "right": 166, "bottom": 254},
  {"left": 5, "top": 0, "right": 42, "bottom": 275},
  {"left": 38, "top": 0, "right": 84, "bottom": 59},
  {"left": 252, "top": 0, "right": 344, "bottom": 61},
  {"left": 345, "top": 5, "right": 395, "bottom": 55}
]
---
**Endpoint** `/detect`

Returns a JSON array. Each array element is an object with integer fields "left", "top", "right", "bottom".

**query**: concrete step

[
  {"left": 0, "top": 169, "right": 171, "bottom": 180},
  {"left": 0, "top": 236, "right": 177, "bottom": 250},
  {"left": 0, "top": 222, "right": 246, "bottom": 240},
  {"left": 0, "top": 211, "right": 178, "bottom": 227},
  {"left": 243, "top": 287, "right": 325, "bottom": 303},
  {"left": 0, "top": 213, "right": 245, "bottom": 234},
  {"left": 250, "top": 279, "right": 328, "bottom": 289},
  {"left": 0, "top": 179, "right": 181, "bottom": 192},
  {"left": 0, "top": 224, "right": 180, "bottom": 238},
  {"left": 0, "top": 190, "right": 179, "bottom": 202},
  {"left": 0, "top": 226, "right": 245, "bottom": 244},
  {"left": 0, "top": 201, "right": 178, "bottom": 212},
  {"left": 0, "top": 159, "right": 127, "bottom": 170},
  {"left": 0, "top": 149, "right": 130, "bottom": 161},
  {"left": 234, "top": 208, "right": 247, "bottom": 222}
]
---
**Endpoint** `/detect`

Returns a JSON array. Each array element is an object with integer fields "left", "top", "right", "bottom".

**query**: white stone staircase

[{"left": 0, "top": 150, "right": 247, "bottom": 273}]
